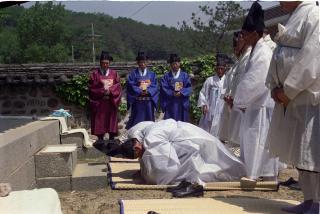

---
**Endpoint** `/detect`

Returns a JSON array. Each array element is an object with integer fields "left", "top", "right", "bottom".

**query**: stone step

[
  {"left": 72, "top": 163, "right": 108, "bottom": 191},
  {"left": 77, "top": 147, "right": 106, "bottom": 160},
  {"left": 61, "top": 132, "right": 83, "bottom": 147},
  {"left": 35, "top": 144, "right": 77, "bottom": 178},
  {"left": 36, "top": 176, "right": 71, "bottom": 192}
]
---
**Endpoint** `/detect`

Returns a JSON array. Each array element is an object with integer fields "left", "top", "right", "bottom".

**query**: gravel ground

[{"left": 58, "top": 168, "right": 303, "bottom": 214}]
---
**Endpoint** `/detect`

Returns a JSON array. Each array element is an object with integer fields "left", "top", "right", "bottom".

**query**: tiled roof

[
  {"left": 264, "top": 5, "right": 290, "bottom": 21},
  {"left": 0, "top": 62, "right": 163, "bottom": 85}
]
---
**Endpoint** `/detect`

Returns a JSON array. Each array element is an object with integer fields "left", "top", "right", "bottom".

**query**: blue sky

[{"left": 23, "top": 1, "right": 278, "bottom": 28}]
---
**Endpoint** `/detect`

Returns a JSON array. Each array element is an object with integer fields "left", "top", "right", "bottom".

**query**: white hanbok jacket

[
  {"left": 234, "top": 38, "right": 278, "bottom": 179},
  {"left": 198, "top": 74, "right": 225, "bottom": 136},
  {"left": 266, "top": 2, "right": 320, "bottom": 172},
  {"left": 217, "top": 65, "right": 239, "bottom": 141},
  {"left": 227, "top": 47, "right": 251, "bottom": 145},
  {"left": 128, "top": 119, "right": 246, "bottom": 185}
]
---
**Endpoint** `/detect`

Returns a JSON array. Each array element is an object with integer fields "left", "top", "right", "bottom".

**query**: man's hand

[
  {"left": 141, "top": 90, "right": 148, "bottom": 96},
  {"left": 202, "top": 105, "right": 208, "bottom": 114},
  {"left": 272, "top": 87, "right": 290, "bottom": 107},
  {"left": 227, "top": 97, "right": 234, "bottom": 109},
  {"left": 132, "top": 170, "right": 141, "bottom": 179},
  {"left": 174, "top": 91, "right": 181, "bottom": 97}
]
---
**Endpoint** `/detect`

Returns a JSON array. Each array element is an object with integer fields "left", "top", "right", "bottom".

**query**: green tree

[
  {"left": 181, "top": 2, "right": 246, "bottom": 54},
  {"left": 17, "top": 2, "right": 70, "bottom": 62}
]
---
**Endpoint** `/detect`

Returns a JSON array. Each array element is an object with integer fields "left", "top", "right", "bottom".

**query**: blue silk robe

[
  {"left": 126, "top": 68, "right": 159, "bottom": 129},
  {"left": 160, "top": 70, "right": 192, "bottom": 122}
]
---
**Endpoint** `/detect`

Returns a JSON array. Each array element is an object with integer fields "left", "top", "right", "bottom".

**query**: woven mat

[
  {"left": 108, "top": 162, "right": 278, "bottom": 191},
  {"left": 119, "top": 198, "right": 300, "bottom": 214},
  {"left": 109, "top": 157, "right": 139, "bottom": 162}
]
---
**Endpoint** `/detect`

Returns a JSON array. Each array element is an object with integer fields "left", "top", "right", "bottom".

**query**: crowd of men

[{"left": 89, "top": 1, "right": 319, "bottom": 213}]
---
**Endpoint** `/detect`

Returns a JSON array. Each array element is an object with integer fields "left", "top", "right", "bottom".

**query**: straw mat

[
  {"left": 119, "top": 198, "right": 300, "bottom": 214},
  {"left": 109, "top": 157, "right": 139, "bottom": 162},
  {"left": 108, "top": 162, "right": 278, "bottom": 191}
]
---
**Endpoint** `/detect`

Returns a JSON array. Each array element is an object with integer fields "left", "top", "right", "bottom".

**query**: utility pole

[
  {"left": 86, "top": 23, "right": 101, "bottom": 64},
  {"left": 71, "top": 45, "right": 74, "bottom": 63},
  {"left": 91, "top": 23, "right": 95, "bottom": 65}
]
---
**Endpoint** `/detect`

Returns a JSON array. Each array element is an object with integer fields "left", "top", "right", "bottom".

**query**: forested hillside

[{"left": 0, "top": 2, "right": 223, "bottom": 64}]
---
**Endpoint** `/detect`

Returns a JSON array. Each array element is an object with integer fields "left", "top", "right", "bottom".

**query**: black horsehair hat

[
  {"left": 119, "top": 138, "right": 136, "bottom": 159},
  {"left": 242, "top": 1, "right": 265, "bottom": 32},
  {"left": 233, "top": 31, "right": 241, "bottom": 48},
  {"left": 100, "top": 51, "right": 113, "bottom": 61},
  {"left": 136, "top": 51, "right": 149, "bottom": 61},
  {"left": 216, "top": 53, "right": 234, "bottom": 67},
  {"left": 167, "top": 53, "right": 181, "bottom": 63}
]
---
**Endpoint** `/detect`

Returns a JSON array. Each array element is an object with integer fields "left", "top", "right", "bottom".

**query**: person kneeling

[{"left": 104, "top": 119, "right": 246, "bottom": 197}]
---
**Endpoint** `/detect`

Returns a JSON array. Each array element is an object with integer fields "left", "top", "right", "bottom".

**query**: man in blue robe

[
  {"left": 126, "top": 52, "right": 159, "bottom": 129},
  {"left": 160, "top": 53, "right": 192, "bottom": 122}
]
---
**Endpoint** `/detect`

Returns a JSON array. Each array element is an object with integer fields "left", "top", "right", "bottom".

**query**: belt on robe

[
  {"left": 103, "top": 95, "right": 110, "bottom": 100},
  {"left": 136, "top": 96, "right": 151, "bottom": 101}
]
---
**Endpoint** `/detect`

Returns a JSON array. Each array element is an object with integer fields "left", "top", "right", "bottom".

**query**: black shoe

[
  {"left": 166, "top": 180, "right": 191, "bottom": 193},
  {"left": 279, "top": 177, "right": 301, "bottom": 190},
  {"left": 147, "top": 211, "right": 160, "bottom": 214},
  {"left": 172, "top": 183, "right": 204, "bottom": 198}
]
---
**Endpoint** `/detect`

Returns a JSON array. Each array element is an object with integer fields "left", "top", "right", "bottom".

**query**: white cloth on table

[
  {"left": 197, "top": 74, "right": 225, "bottom": 136},
  {"left": 266, "top": 2, "right": 320, "bottom": 172},
  {"left": 40, "top": 117, "right": 93, "bottom": 148},
  {"left": 234, "top": 38, "right": 278, "bottom": 179},
  {"left": 0, "top": 188, "right": 62, "bottom": 214},
  {"left": 128, "top": 119, "right": 246, "bottom": 185}
]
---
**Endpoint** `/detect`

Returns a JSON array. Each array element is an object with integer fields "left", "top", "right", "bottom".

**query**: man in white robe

[
  {"left": 266, "top": 2, "right": 320, "bottom": 214},
  {"left": 217, "top": 39, "right": 241, "bottom": 142},
  {"left": 233, "top": 2, "right": 279, "bottom": 182},
  {"left": 227, "top": 32, "right": 251, "bottom": 145},
  {"left": 112, "top": 119, "right": 245, "bottom": 197},
  {"left": 197, "top": 54, "right": 226, "bottom": 136}
]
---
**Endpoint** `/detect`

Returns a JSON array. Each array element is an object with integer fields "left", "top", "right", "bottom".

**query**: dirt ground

[{"left": 58, "top": 168, "right": 303, "bottom": 214}]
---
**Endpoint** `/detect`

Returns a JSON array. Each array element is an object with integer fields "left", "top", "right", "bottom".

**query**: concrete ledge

[
  {"left": 61, "top": 132, "right": 84, "bottom": 147},
  {"left": 35, "top": 144, "right": 77, "bottom": 178},
  {"left": 4, "top": 157, "right": 35, "bottom": 191},
  {"left": 36, "top": 176, "right": 71, "bottom": 192},
  {"left": 77, "top": 147, "right": 106, "bottom": 160},
  {"left": 0, "top": 120, "right": 60, "bottom": 186},
  {"left": 72, "top": 163, "right": 108, "bottom": 190}
]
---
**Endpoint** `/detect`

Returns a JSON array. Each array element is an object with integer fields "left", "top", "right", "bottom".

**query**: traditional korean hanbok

[
  {"left": 266, "top": 2, "right": 320, "bottom": 173},
  {"left": 126, "top": 68, "right": 158, "bottom": 129},
  {"left": 234, "top": 38, "right": 278, "bottom": 179},
  {"left": 160, "top": 69, "right": 192, "bottom": 122},
  {"left": 197, "top": 74, "right": 225, "bottom": 136},
  {"left": 89, "top": 68, "right": 121, "bottom": 136},
  {"left": 227, "top": 47, "right": 251, "bottom": 145},
  {"left": 127, "top": 119, "right": 246, "bottom": 185}
]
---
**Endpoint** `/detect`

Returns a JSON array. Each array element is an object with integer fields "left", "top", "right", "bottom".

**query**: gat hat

[
  {"left": 136, "top": 51, "right": 149, "bottom": 61},
  {"left": 242, "top": 2, "right": 265, "bottom": 32},
  {"left": 100, "top": 51, "right": 113, "bottom": 61},
  {"left": 167, "top": 53, "right": 181, "bottom": 63}
]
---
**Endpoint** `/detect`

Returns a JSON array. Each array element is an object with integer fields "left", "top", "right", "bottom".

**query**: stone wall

[{"left": 0, "top": 84, "right": 89, "bottom": 128}]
